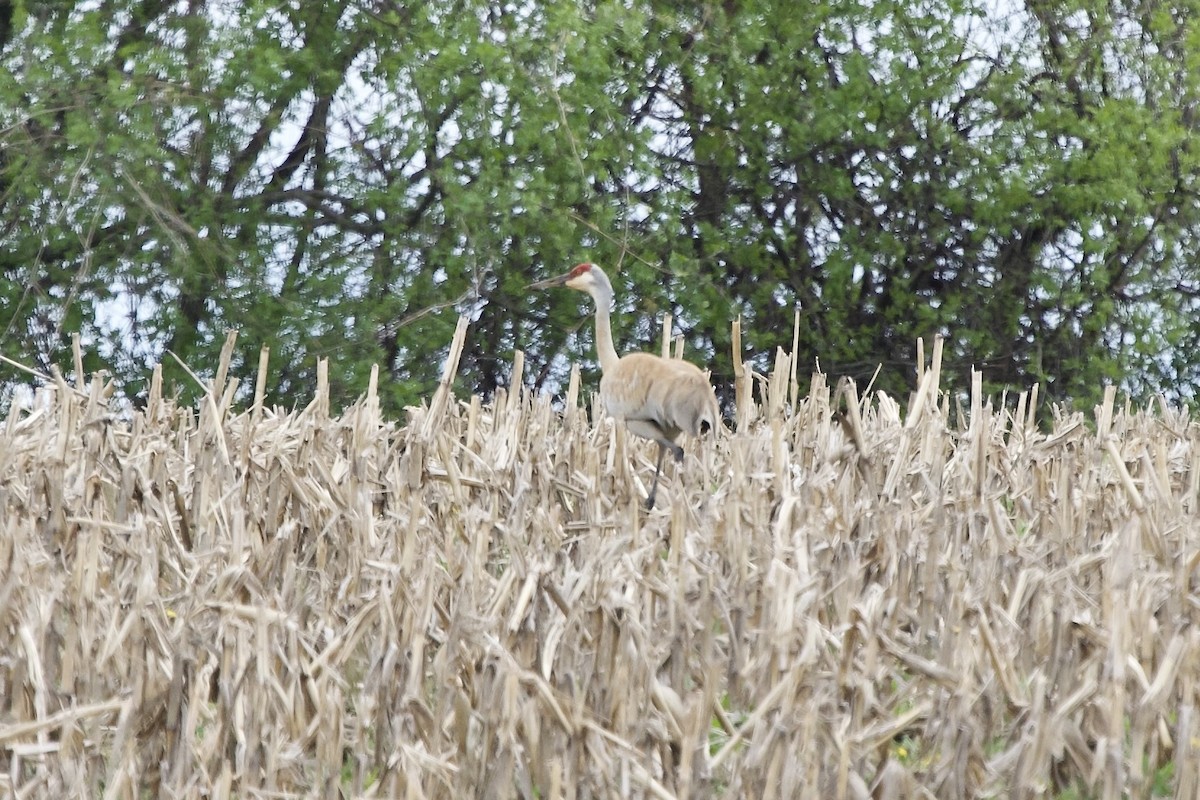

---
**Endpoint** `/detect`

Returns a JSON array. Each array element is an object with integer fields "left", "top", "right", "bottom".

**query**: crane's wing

[{"left": 600, "top": 352, "right": 719, "bottom": 439}]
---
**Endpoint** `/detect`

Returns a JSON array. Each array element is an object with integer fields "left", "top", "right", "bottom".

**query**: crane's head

[{"left": 528, "top": 262, "right": 611, "bottom": 297}]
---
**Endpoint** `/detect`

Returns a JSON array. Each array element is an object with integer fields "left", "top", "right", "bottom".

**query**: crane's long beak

[{"left": 527, "top": 271, "right": 572, "bottom": 290}]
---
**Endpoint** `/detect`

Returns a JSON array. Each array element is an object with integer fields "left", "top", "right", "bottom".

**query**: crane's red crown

[{"left": 570, "top": 262, "right": 594, "bottom": 278}]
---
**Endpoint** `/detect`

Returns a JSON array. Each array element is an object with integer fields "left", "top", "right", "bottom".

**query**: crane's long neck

[{"left": 589, "top": 279, "right": 620, "bottom": 374}]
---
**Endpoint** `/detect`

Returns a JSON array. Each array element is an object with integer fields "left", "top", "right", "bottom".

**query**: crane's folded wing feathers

[{"left": 600, "top": 352, "right": 719, "bottom": 440}]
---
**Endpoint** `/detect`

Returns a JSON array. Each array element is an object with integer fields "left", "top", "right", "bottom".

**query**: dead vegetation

[{"left": 1, "top": 325, "right": 1199, "bottom": 799}]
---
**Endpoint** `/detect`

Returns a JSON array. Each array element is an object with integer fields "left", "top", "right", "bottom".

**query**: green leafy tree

[{"left": 1, "top": 0, "right": 1198, "bottom": 414}]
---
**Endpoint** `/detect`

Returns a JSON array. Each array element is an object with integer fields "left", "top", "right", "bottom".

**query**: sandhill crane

[{"left": 531, "top": 262, "right": 720, "bottom": 509}]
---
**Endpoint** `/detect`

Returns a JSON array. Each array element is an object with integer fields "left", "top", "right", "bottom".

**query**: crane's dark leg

[
  {"left": 646, "top": 444, "right": 667, "bottom": 509},
  {"left": 645, "top": 443, "right": 684, "bottom": 509}
]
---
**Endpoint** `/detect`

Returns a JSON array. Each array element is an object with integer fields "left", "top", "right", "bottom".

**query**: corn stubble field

[{"left": 2, "top": 323, "right": 1199, "bottom": 800}]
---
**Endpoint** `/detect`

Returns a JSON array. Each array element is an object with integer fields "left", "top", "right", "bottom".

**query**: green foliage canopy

[{"left": 1, "top": 0, "right": 1198, "bottom": 412}]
